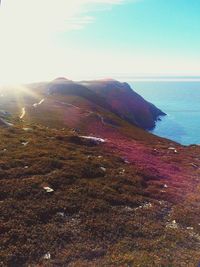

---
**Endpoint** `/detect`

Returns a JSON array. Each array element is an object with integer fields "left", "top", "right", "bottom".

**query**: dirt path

[
  {"left": 20, "top": 107, "right": 26, "bottom": 119},
  {"left": 33, "top": 98, "right": 45, "bottom": 107}
]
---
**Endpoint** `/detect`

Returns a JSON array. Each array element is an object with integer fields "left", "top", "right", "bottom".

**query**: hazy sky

[{"left": 0, "top": 0, "right": 200, "bottom": 83}]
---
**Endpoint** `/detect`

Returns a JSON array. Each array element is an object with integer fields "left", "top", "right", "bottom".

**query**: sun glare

[
  {"left": 1, "top": 0, "right": 199, "bottom": 85},
  {"left": 0, "top": 0, "right": 86, "bottom": 85}
]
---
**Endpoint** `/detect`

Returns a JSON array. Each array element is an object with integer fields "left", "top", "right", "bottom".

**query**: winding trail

[
  {"left": 55, "top": 100, "right": 81, "bottom": 110},
  {"left": 18, "top": 99, "right": 45, "bottom": 121},
  {"left": 55, "top": 100, "right": 116, "bottom": 128},
  {"left": 33, "top": 98, "right": 45, "bottom": 107},
  {"left": 20, "top": 107, "right": 26, "bottom": 119}
]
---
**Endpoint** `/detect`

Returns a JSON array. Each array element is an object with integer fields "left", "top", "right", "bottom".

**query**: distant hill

[
  {"left": 0, "top": 78, "right": 166, "bottom": 141},
  {"left": 27, "top": 78, "right": 165, "bottom": 130}
]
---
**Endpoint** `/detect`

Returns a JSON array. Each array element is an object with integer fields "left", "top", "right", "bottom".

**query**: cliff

[
  {"left": 26, "top": 78, "right": 165, "bottom": 130},
  {"left": 82, "top": 79, "right": 166, "bottom": 129}
]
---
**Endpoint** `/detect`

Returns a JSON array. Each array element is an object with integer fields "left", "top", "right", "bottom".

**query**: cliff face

[
  {"left": 82, "top": 80, "right": 166, "bottom": 129},
  {"left": 44, "top": 78, "right": 165, "bottom": 130}
]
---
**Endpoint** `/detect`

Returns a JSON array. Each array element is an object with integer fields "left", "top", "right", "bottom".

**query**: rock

[
  {"left": 80, "top": 136, "right": 106, "bottom": 144},
  {"left": 124, "top": 206, "right": 133, "bottom": 212},
  {"left": 166, "top": 220, "right": 178, "bottom": 229},
  {"left": 23, "top": 128, "right": 33, "bottom": 132},
  {"left": 43, "top": 187, "right": 54, "bottom": 193},
  {"left": 100, "top": 167, "right": 106, "bottom": 172},
  {"left": 21, "top": 142, "right": 29, "bottom": 146},
  {"left": 119, "top": 169, "right": 125, "bottom": 175},
  {"left": 186, "top": 226, "right": 194, "bottom": 230},
  {"left": 135, "top": 203, "right": 152, "bottom": 210},
  {"left": 43, "top": 252, "right": 51, "bottom": 260},
  {"left": 122, "top": 157, "right": 130, "bottom": 164},
  {"left": 168, "top": 147, "right": 178, "bottom": 153}
]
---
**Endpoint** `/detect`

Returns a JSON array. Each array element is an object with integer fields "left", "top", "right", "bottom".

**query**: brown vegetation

[{"left": 0, "top": 122, "right": 200, "bottom": 267}]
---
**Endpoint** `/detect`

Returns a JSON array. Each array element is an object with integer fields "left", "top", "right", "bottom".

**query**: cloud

[
  {"left": 0, "top": 0, "right": 126, "bottom": 34},
  {"left": 0, "top": 0, "right": 128, "bottom": 56}
]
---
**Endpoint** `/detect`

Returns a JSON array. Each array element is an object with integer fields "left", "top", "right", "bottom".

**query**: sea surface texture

[{"left": 130, "top": 81, "right": 200, "bottom": 145}]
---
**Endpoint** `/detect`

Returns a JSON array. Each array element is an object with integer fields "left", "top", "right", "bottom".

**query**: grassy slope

[
  {"left": 0, "top": 86, "right": 200, "bottom": 266},
  {"left": 0, "top": 123, "right": 200, "bottom": 267}
]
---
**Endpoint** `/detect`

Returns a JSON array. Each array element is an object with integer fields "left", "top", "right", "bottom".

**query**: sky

[{"left": 0, "top": 0, "right": 200, "bottom": 84}]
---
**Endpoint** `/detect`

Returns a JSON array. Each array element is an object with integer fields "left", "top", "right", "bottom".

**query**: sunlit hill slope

[{"left": 0, "top": 79, "right": 200, "bottom": 266}]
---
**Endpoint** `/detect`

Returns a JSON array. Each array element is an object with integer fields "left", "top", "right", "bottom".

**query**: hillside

[
  {"left": 82, "top": 79, "right": 165, "bottom": 129},
  {"left": 0, "top": 80, "right": 200, "bottom": 266},
  {"left": 24, "top": 78, "right": 165, "bottom": 130}
]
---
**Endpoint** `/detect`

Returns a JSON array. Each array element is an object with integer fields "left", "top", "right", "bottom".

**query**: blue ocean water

[{"left": 130, "top": 81, "right": 200, "bottom": 145}]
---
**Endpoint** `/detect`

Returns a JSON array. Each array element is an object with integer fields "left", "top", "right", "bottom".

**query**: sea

[{"left": 129, "top": 80, "right": 200, "bottom": 146}]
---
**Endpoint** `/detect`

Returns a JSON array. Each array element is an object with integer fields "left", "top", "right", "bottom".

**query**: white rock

[
  {"left": 143, "top": 203, "right": 152, "bottom": 209},
  {"left": 21, "top": 142, "right": 29, "bottom": 146},
  {"left": 100, "top": 167, "right": 106, "bottom": 172},
  {"left": 135, "top": 203, "right": 152, "bottom": 210},
  {"left": 166, "top": 220, "right": 178, "bottom": 229},
  {"left": 119, "top": 169, "right": 125, "bottom": 175},
  {"left": 43, "top": 252, "right": 51, "bottom": 260},
  {"left": 186, "top": 226, "right": 194, "bottom": 230},
  {"left": 124, "top": 206, "right": 133, "bottom": 212},
  {"left": 164, "top": 184, "right": 168, "bottom": 188},
  {"left": 168, "top": 147, "right": 176, "bottom": 150},
  {"left": 43, "top": 187, "right": 54, "bottom": 193},
  {"left": 80, "top": 136, "right": 106, "bottom": 143}
]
